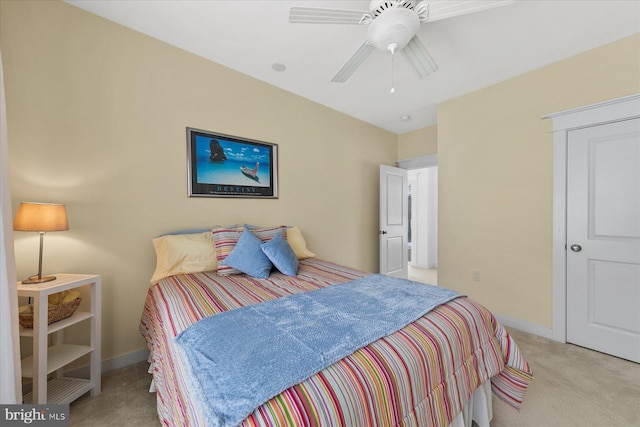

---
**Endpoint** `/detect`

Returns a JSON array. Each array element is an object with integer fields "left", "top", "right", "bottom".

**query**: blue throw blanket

[{"left": 174, "top": 274, "right": 459, "bottom": 427}]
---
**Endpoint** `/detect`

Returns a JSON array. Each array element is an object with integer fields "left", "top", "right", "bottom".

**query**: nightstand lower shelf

[
  {"left": 21, "top": 344, "right": 93, "bottom": 378},
  {"left": 23, "top": 377, "right": 91, "bottom": 404}
]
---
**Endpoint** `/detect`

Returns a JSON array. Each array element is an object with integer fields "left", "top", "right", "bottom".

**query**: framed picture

[{"left": 187, "top": 128, "right": 278, "bottom": 198}]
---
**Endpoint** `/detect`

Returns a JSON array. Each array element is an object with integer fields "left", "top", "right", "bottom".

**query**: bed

[{"left": 140, "top": 226, "right": 532, "bottom": 427}]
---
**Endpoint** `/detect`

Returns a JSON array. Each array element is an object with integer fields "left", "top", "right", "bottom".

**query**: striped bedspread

[{"left": 140, "top": 258, "right": 532, "bottom": 427}]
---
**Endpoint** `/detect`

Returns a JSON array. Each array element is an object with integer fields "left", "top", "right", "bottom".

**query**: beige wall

[
  {"left": 0, "top": 1, "right": 397, "bottom": 361},
  {"left": 3, "top": 0, "right": 638, "bottom": 363},
  {"left": 437, "top": 34, "right": 640, "bottom": 328},
  {"left": 397, "top": 125, "right": 438, "bottom": 160}
]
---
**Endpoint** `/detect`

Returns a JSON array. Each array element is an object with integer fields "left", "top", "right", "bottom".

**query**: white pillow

[{"left": 150, "top": 232, "right": 217, "bottom": 284}]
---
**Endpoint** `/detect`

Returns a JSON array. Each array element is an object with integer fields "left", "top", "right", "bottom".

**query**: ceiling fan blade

[
  {"left": 331, "top": 41, "right": 376, "bottom": 83},
  {"left": 289, "top": 7, "right": 371, "bottom": 24},
  {"left": 400, "top": 36, "right": 438, "bottom": 79},
  {"left": 416, "top": 0, "right": 515, "bottom": 23}
]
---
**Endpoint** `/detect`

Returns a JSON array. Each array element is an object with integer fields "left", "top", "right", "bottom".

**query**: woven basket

[{"left": 19, "top": 295, "right": 81, "bottom": 328}]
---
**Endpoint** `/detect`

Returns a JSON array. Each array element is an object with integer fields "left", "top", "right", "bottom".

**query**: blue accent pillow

[
  {"left": 221, "top": 228, "right": 272, "bottom": 279},
  {"left": 261, "top": 232, "right": 299, "bottom": 276}
]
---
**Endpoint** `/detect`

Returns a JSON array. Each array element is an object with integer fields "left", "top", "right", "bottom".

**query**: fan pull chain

[
  {"left": 390, "top": 52, "right": 395, "bottom": 93},
  {"left": 388, "top": 42, "right": 398, "bottom": 94}
]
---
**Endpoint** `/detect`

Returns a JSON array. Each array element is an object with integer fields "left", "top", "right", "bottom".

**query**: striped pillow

[{"left": 212, "top": 226, "right": 287, "bottom": 276}]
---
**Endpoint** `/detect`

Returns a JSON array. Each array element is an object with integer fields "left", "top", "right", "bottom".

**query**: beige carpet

[
  {"left": 492, "top": 328, "right": 640, "bottom": 427},
  {"left": 70, "top": 360, "right": 158, "bottom": 426},
  {"left": 70, "top": 328, "right": 640, "bottom": 426}
]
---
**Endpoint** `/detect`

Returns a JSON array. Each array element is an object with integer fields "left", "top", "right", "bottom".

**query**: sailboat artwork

[
  {"left": 240, "top": 162, "right": 260, "bottom": 182},
  {"left": 187, "top": 128, "right": 278, "bottom": 198}
]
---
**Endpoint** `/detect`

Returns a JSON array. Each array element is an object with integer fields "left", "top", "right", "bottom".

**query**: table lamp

[{"left": 13, "top": 202, "right": 69, "bottom": 284}]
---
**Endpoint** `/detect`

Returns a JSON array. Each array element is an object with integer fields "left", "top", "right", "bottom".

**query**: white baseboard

[
  {"left": 66, "top": 348, "right": 150, "bottom": 379},
  {"left": 493, "top": 313, "right": 554, "bottom": 340},
  {"left": 103, "top": 348, "right": 150, "bottom": 372}
]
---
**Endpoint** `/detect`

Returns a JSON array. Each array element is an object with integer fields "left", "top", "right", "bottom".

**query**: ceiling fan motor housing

[
  {"left": 368, "top": 0, "right": 419, "bottom": 17},
  {"left": 367, "top": 6, "right": 420, "bottom": 53}
]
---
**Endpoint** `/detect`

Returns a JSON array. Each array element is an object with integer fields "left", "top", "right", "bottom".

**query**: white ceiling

[{"left": 65, "top": 0, "right": 640, "bottom": 134}]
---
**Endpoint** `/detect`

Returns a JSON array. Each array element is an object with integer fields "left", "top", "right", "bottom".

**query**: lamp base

[{"left": 21, "top": 275, "right": 57, "bottom": 284}]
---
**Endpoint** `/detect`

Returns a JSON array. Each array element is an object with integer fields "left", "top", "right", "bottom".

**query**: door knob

[
  {"left": 570, "top": 244, "right": 582, "bottom": 252},
  {"left": 379, "top": 230, "right": 387, "bottom": 235}
]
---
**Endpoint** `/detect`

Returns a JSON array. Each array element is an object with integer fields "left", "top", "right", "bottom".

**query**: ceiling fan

[{"left": 289, "top": 0, "right": 514, "bottom": 87}]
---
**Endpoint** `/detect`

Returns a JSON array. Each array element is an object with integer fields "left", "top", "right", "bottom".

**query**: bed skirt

[{"left": 449, "top": 381, "right": 493, "bottom": 427}]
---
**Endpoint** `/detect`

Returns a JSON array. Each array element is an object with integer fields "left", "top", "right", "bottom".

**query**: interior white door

[
  {"left": 566, "top": 117, "right": 640, "bottom": 363},
  {"left": 379, "top": 165, "right": 408, "bottom": 278}
]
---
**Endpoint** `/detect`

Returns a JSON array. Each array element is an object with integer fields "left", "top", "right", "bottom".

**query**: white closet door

[{"left": 566, "top": 117, "right": 640, "bottom": 362}]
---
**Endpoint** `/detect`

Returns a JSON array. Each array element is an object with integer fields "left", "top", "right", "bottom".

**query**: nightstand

[{"left": 17, "top": 274, "right": 101, "bottom": 404}]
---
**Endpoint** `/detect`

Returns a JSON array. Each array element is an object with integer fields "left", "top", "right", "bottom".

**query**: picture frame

[{"left": 187, "top": 128, "right": 278, "bottom": 198}]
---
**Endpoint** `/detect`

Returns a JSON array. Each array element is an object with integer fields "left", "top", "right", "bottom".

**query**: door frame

[
  {"left": 397, "top": 154, "right": 438, "bottom": 170},
  {"left": 542, "top": 93, "right": 640, "bottom": 343},
  {"left": 398, "top": 155, "right": 438, "bottom": 270}
]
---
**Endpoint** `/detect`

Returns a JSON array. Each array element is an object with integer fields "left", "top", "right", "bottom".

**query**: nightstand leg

[
  {"left": 90, "top": 279, "right": 101, "bottom": 396},
  {"left": 33, "top": 295, "right": 48, "bottom": 403}
]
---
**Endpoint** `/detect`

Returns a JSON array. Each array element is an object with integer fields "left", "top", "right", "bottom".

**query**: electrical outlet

[{"left": 472, "top": 271, "right": 481, "bottom": 282}]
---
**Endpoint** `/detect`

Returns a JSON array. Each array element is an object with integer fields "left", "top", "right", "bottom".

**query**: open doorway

[{"left": 407, "top": 166, "right": 438, "bottom": 285}]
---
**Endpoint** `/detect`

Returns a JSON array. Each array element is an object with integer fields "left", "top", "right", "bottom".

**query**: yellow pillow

[
  {"left": 150, "top": 232, "right": 217, "bottom": 284},
  {"left": 287, "top": 226, "right": 316, "bottom": 259}
]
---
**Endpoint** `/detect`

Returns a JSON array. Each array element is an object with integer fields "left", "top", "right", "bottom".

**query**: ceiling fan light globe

[{"left": 367, "top": 8, "right": 420, "bottom": 53}]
